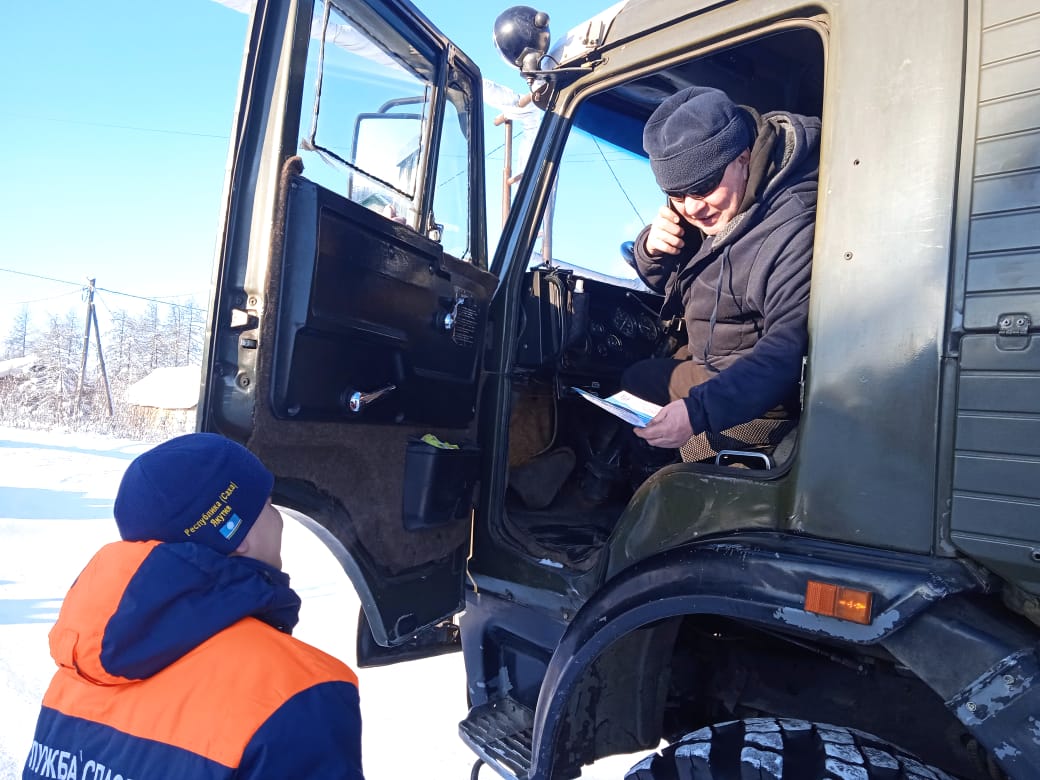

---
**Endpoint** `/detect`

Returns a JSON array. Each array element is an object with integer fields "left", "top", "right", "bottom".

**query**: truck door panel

[
  {"left": 949, "top": 2, "right": 1040, "bottom": 595},
  {"left": 274, "top": 176, "right": 494, "bottom": 426},
  {"left": 200, "top": 0, "right": 490, "bottom": 648}
]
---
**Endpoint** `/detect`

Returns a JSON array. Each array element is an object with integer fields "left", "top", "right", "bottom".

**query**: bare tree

[
  {"left": 3, "top": 306, "right": 31, "bottom": 359},
  {"left": 15, "top": 310, "right": 82, "bottom": 425},
  {"left": 106, "top": 308, "right": 135, "bottom": 386},
  {"left": 142, "top": 303, "right": 163, "bottom": 371},
  {"left": 0, "top": 299, "right": 208, "bottom": 435},
  {"left": 160, "top": 298, "right": 207, "bottom": 367}
]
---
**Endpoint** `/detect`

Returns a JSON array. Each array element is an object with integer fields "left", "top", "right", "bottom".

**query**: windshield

[{"left": 535, "top": 126, "right": 660, "bottom": 284}]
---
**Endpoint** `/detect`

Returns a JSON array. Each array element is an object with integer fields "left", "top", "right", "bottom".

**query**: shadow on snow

[
  {"left": 0, "top": 487, "right": 113, "bottom": 520},
  {"left": 0, "top": 438, "right": 142, "bottom": 461},
  {"left": 0, "top": 598, "right": 63, "bottom": 625}
]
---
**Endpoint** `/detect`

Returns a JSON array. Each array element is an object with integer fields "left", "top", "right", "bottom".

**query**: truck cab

[{"left": 200, "top": 1, "right": 1040, "bottom": 777}]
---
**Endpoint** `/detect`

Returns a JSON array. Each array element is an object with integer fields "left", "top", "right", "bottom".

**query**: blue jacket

[
  {"left": 634, "top": 110, "right": 820, "bottom": 434},
  {"left": 24, "top": 540, "right": 363, "bottom": 779}
]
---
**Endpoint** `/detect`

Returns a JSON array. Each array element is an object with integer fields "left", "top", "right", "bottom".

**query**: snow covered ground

[{"left": 0, "top": 427, "right": 641, "bottom": 779}]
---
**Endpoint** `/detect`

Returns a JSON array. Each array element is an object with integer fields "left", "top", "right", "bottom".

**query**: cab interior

[
  {"left": 498, "top": 26, "right": 825, "bottom": 568},
  {"left": 251, "top": 13, "right": 825, "bottom": 583}
]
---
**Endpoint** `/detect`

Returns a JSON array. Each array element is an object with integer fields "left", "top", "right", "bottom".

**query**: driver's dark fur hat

[{"left": 643, "top": 86, "right": 754, "bottom": 195}]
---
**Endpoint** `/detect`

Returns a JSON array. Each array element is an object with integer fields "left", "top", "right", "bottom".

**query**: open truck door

[{"left": 199, "top": 0, "right": 493, "bottom": 654}]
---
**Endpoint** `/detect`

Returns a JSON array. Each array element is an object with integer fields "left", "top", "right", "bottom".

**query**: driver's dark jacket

[
  {"left": 23, "top": 540, "right": 363, "bottom": 780},
  {"left": 632, "top": 109, "right": 820, "bottom": 435}
]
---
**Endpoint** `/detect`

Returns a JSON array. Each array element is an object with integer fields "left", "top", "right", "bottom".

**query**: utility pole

[
  {"left": 496, "top": 112, "right": 515, "bottom": 226},
  {"left": 92, "top": 303, "right": 114, "bottom": 416},
  {"left": 75, "top": 278, "right": 114, "bottom": 417},
  {"left": 75, "top": 279, "right": 95, "bottom": 415},
  {"left": 493, "top": 92, "right": 533, "bottom": 226}
]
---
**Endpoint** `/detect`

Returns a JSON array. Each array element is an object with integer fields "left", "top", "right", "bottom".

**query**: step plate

[{"left": 459, "top": 698, "right": 534, "bottom": 778}]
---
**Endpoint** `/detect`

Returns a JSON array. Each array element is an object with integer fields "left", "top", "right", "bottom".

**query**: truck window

[
  {"left": 507, "top": 25, "right": 826, "bottom": 548},
  {"left": 532, "top": 128, "right": 661, "bottom": 284},
  {"left": 527, "top": 26, "right": 824, "bottom": 289},
  {"left": 297, "top": 1, "right": 472, "bottom": 260}
]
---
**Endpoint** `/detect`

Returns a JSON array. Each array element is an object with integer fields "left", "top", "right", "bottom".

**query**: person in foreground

[
  {"left": 23, "top": 432, "right": 364, "bottom": 780},
  {"left": 624, "top": 85, "right": 820, "bottom": 451}
]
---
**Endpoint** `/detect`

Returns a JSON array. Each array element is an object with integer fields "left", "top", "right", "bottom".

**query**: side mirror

[
  {"left": 493, "top": 6, "right": 551, "bottom": 72},
  {"left": 350, "top": 110, "right": 423, "bottom": 220},
  {"left": 621, "top": 240, "right": 637, "bottom": 271}
]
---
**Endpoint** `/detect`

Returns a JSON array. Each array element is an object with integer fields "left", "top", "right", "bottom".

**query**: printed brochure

[{"left": 572, "top": 388, "right": 662, "bottom": 428}]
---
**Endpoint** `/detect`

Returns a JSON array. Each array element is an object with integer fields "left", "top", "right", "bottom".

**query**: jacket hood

[
  {"left": 49, "top": 540, "right": 301, "bottom": 685},
  {"left": 712, "top": 110, "right": 820, "bottom": 248},
  {"left": 759, "top": 111, "right": 821, "bottom": 203}
]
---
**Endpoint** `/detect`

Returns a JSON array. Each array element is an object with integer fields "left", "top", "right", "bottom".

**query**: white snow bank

[
  {"left": 0, "top": 426, "right": 645, "bottom": 779},
  {"left": 0, "top": 355, "right": 38, "bottom": 379},
  {"left": 125, "top": 365, "right": 201, "bottom": 409}
]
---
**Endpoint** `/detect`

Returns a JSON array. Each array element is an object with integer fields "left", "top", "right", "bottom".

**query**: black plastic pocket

[{"left": 402, "top": 438, "right": 480, "bottom": 530}]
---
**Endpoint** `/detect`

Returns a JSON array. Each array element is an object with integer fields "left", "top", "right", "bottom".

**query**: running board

[{"left": 459, "top": 698, "right": 534, "bottom": 779}]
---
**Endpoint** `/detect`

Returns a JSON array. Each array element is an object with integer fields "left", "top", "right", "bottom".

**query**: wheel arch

[{"left": 527, "top": 533, "right": 987, "bottom": 779}]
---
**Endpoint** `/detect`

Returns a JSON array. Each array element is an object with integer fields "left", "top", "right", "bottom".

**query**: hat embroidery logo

[
  {"left": 218, "top": 513, "right": 244, "bottom": 540},
  {"left": 183, "top": 481, "right": 244, "bottom": 540}
]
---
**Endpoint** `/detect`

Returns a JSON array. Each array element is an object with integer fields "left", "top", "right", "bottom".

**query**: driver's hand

[
  {"left": 644, "top": 205, "right": 686, "bottom": 257},
  {"left": 634, "top": 399, "right": 694, "bottom": 448}
]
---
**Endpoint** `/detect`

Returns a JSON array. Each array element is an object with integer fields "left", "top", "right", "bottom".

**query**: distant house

[
  {"left": 0, "top": 354, "right": 40, "bottom": 379},
  {"left": 125, "top": 365, "right": 201, "bottom": 410},
  {"left": 125, "top": 365, "right": 201, "bottom": 436}
]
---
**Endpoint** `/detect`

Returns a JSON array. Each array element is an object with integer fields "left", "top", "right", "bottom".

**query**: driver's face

[{"left": 668, "top": 151, "right": 750, "bottom": 236}]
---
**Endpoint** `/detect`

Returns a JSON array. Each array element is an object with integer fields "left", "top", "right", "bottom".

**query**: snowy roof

[
  {"left": 0, "top": 354, "right": 39, "bottom": 379},
  {"left": 125, "top": 366, "right": 202, "bottom": 410}
]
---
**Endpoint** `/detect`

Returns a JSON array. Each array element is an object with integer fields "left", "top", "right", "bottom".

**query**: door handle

[{"left": 348, "top": 384, "right": 397, "bottom": 413}]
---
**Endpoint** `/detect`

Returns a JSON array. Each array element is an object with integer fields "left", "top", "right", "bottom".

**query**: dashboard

[{"left": 516, "top": 267, "right": 664, "bottom": 379}]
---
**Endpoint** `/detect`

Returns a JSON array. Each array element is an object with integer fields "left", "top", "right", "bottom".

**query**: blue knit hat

[
  {"left": 643, "top": 86, "right": 754, "bottom": 196},
  {"left": 114, "top": 433, "right": 274, "bottom": 555}
]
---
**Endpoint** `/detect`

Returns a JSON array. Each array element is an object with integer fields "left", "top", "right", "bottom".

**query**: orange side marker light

[{"left": 804, "top": 580, "right": 873, "bottom": 625}]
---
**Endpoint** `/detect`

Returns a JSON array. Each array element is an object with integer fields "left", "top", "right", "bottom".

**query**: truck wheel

[{"left": 624, "top": 718, "right": 957, "bottom": 780}]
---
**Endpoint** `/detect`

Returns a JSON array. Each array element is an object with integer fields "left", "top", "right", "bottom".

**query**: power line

[
  {"left": 1, "top": 112, "right": 229, "bottom": 141},
  {"left": 439, "top": 144, "right": 505, "bottom": 189},
  {"left": 592, "top": 137, "right": 645, "bottom": 226},
  {"left": 149, "top": 292, "right": 203, "bottom": 300},
  {"left": 96, "top": 286, "right": 204, "bottom": 311},
  {"left": 0, "top": 267, "right": 83, "bottom": 289},
  {"left": 3, "top": 290, "right": 82, "bottom": 306},
  {"left": 0, "top": 267, "right": 205, "bottom": 312},
  {"left": 94, "top": 291, "right": 115, "bottom": 319}
]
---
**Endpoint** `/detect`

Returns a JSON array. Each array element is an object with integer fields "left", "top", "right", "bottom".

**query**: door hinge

[{"left": 998, "top": 313, "right": 1031, "bottom": 337}]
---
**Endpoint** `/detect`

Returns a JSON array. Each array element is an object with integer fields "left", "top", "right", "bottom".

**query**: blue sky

[{"left": 0, "top": 0, "right": 619, "bottom": 338}]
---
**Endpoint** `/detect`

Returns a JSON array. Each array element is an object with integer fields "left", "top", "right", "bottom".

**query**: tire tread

[{"left": 623, "top": 719, "right": 957, "bottom": 780}]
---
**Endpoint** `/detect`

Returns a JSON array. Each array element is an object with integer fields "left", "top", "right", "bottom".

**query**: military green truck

[{"left": 199, "top": 0, "right": 1040, "bottom": 776}]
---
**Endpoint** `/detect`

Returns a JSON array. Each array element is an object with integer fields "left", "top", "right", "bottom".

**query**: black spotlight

[{"left": 493, "top": 6, "right": 550, "bottom": 71}]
